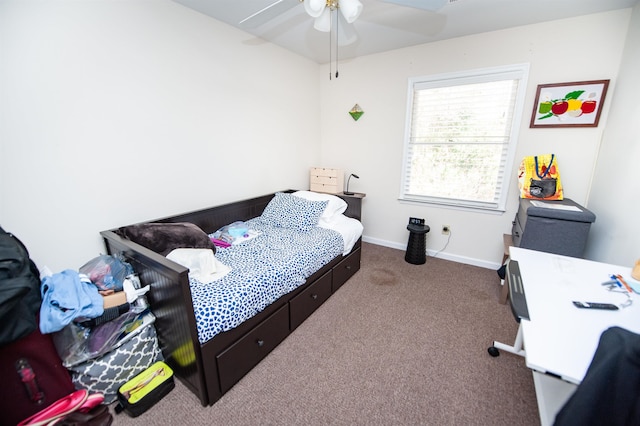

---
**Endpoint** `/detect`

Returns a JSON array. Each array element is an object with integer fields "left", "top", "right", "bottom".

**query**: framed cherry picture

[{"left": 530, "top": 80, "right": 609, "bottom": 128}]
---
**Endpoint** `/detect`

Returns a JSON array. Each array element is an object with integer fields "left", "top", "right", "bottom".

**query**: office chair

[{"left": 554, "top": 326, "right": 640, "bottom": 426}]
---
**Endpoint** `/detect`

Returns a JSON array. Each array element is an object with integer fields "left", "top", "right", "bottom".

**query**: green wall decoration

[{"left": 349, "top": 104, "right": 364, "bottom": 121}]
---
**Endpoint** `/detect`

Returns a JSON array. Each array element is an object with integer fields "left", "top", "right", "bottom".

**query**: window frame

[{"left": 399, "top": 64, "right": 530, "bottom": 212}]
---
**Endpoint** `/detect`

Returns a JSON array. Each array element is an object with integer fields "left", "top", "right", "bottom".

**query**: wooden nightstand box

[{"left": 310, "top": 167, "right": 344, "bottom": 194}]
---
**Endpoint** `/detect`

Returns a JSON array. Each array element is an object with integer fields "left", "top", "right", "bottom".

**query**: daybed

[{"left": 100, "top": 190, "right": 363, "bottom": 406}]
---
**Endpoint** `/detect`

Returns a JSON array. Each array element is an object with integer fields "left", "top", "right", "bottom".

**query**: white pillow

[{"left": 292, "top": 191, "right": 348, "bottom": 223}]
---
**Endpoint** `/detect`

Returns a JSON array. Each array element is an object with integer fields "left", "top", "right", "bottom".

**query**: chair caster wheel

[{"left": 488, "top": 346, "right": 500, "bottom": 357}]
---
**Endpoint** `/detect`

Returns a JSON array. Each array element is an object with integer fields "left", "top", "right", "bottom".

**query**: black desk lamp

[{"left": 344, "top": 173, "right": 359, "bottom": 195}]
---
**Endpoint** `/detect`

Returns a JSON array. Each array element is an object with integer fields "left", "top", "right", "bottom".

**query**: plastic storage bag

[
  {"left": 211, "top": 221, "right": 249, "bottom": 244},
  {"left": 53, "top": 307, "right": 154, "bottom": 368},
  {"left": 79, "top": 255, "right": 133, "bottom": 291}
]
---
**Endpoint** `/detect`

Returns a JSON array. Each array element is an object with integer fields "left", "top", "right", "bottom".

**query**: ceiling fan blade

[
  {"left": 379, "top": 0, "right": 447, "bottom": 11},
  {"left": 239, "top": 0, "right": 300, "bottom": 29},
  {"left": 361, "top": 2, "right": 447, "bottom": 37},
  {"left": 337, "top": 12, "right": 358, "bottom": 45}
]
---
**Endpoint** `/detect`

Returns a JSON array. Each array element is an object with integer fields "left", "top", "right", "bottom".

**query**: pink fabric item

[
  {"left": 211, "top": 238, "right": 231, "bottom": 248},
  {"left": 17, "top": 390, "right": 88, "bottom": 426},
  {"left": 79, "top": 393, "right": 104, "bottom": 413}
]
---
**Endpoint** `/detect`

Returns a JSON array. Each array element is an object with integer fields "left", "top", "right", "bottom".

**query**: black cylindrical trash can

[{"left": 405, "top": 224, "right": 430, "bottom": 264}]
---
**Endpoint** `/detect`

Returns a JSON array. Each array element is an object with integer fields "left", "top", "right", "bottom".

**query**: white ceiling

[{"left": 172, "top": 0, "right": 639, "bottom": 64}]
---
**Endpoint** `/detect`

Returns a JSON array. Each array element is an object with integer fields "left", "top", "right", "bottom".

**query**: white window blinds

[{"left": 401, "top": 64, "right": 529, "bottom": 211}]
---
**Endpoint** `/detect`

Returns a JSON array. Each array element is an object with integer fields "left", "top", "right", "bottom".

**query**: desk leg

[
  {"left": 499, "top": 278, "right": 509, "bottom": 305},
  {"left": 498, "top": 234, "right": 512, "bottom": 305},
  {"left": 532, "top": 371, "right": 577, "bottom": 426},
  {"left": 490, "top": 322, "right": 526, "bottom": 357}
]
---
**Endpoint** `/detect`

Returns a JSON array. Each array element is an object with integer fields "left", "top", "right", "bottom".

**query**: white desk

[{"left": 501, "top": 247, "right": 640, "bottom": 424}]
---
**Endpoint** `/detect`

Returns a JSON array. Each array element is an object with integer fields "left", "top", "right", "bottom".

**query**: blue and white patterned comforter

[{"left": 189, "top": 217, "right": 344, "bottom": 344}]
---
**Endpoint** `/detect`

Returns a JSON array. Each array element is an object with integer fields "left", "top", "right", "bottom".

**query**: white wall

[
  {"left": 1, "top": 2, "right": 636, "bottom": 273},
  {"left": 319, "top": 9, "right": 632, "bottom": 268},
  {"left": 585, "top": 4, "right": 640, "bottom": 267},
  {"left": 0, "top": 0, "right": 321, "bottom": 272}
]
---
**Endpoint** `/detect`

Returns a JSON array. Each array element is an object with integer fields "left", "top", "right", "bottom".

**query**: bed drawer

[
  {"left": 332, "top": 247, "right": 361, "bottom": 292},
  {"left": 216, "top": 304, "right": 289, "bottom": 393},
  {"left": 289, "top": 270, "right": 332, "bottom": 330}
]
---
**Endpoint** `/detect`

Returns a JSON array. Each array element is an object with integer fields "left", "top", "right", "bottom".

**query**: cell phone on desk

[{"left": 572, "top": 301, "right": 619, "bottom": 310}]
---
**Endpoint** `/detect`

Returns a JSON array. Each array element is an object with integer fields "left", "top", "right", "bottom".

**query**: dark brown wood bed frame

[{"left": 100, "top": 190, "right": 362, "bottom": 406}]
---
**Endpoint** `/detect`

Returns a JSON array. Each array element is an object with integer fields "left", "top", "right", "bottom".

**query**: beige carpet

[{"left": 110, "top": 242, "right": 539, "bottom": 425}]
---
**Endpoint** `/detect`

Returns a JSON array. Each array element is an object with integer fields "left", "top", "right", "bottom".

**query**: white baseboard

[{"left": 361, "top": 235, "right": 502, "bottom": 270}]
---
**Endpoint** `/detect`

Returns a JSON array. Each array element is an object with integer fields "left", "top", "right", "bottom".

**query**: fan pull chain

[
  {"left": 329, "top": 8, "right": 333, "bottom": 80},
  {"left": 335, "top": 9, "right": 339, "bottom": 79}
]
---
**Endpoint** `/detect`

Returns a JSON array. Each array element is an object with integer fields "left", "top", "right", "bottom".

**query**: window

[{"left": 400, "top": 64, "right": 529, "bottom": 211}]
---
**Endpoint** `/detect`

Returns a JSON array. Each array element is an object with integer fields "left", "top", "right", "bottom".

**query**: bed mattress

[{"left": 189, "top": 217, "right": 345, "bottom": 344}]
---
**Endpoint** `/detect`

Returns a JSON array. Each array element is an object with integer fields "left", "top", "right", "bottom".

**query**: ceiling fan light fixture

[
  {"left": 339, "top": 0, "right": 363, "bottom": 24},
  {"left": 313, "top": 8, "right": 332, "bottom": 32},
  {"left": 304, "top": 0, "right": 327, "bottom": 18},
  {"left": 302, "top": 0, "right": 362, "bottom": 79}
]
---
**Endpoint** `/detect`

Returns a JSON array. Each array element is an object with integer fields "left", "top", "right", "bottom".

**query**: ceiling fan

[
  {"left": 238, "top": 0, "right": 447, "bottom": 79},
  {"left": 239, "top": 0, "right": 447, "bottom": 35}
]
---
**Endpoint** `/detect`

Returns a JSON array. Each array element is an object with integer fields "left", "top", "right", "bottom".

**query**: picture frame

[{"left": 529, "top": 79, "right": 609, "bottom": 128}]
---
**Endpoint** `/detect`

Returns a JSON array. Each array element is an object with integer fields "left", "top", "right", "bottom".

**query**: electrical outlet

[{"left": 442, "top": 225, "right": 450, "bottom": 235}]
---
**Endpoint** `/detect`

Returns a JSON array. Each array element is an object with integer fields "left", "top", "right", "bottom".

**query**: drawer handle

[
  {"left": 256, "top": 339, "right": 264, "bottom": 347},
  {"left": 345, "top": 265, "right": 352, "bottom": 270},
  {"left": 311, "top": 293, "right": 318, "bottom": 300}
]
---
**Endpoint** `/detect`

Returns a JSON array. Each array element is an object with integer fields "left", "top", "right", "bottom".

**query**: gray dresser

[{"left": 511, "top": 198, "right": 596, "bottom": 258}]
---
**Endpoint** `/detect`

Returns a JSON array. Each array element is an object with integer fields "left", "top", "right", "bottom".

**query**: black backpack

[{"left": 0, "top": 226, "right": 42, "bottom": 346}]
